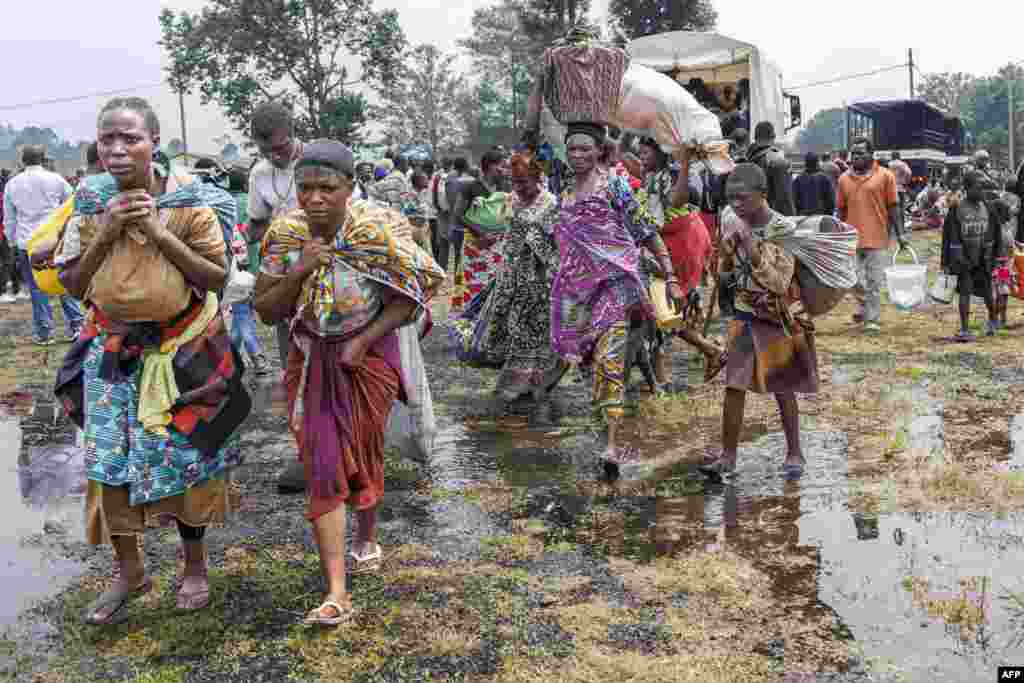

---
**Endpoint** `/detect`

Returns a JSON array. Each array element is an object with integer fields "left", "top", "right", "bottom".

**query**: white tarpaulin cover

[{"left": 627, "top": 31, "right": 787, "bottom": 139}]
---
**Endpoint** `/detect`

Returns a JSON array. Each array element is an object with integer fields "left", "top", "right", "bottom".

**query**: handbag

[
  {"left": 463, "top": 192, "right": 510, "bottom": 236},
  {"left": 929, "top": 272, "right": 958, "bottom": 304}
]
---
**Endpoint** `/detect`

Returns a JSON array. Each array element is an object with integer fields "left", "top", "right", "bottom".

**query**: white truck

[{"left": 626, "top": 31, "right": 802, "bottom": 138}]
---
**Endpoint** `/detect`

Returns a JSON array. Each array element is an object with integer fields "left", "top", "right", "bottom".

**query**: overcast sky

[{"left": 2, "top": 0, "right": 1021, "bottom": 153}]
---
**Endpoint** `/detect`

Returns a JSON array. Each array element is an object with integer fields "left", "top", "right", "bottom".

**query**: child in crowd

[{"left": 940, "top": 171, "right": 1003, "bottom": 341}]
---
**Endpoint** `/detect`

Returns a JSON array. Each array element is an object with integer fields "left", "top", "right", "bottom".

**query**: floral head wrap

[{"left": 509, "top": 150, "right": 544, "bottom": 179}]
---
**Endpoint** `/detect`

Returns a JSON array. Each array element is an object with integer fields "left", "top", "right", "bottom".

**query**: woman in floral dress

[{"left": 450, "top": 150, "right": 566, "bottom": 418}]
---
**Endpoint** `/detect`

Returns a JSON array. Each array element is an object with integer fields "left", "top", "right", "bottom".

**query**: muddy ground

[{"left": 1, "top": 229, "right": 1023, "bottom": 683}]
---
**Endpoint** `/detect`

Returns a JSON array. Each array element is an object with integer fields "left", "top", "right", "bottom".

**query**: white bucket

[{"left": 885, "top": 246, "right": 927, "bottom": 310}]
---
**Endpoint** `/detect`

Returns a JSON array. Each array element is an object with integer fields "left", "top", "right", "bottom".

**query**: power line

[
  {"left": 0, "top": 83, "right": 166, "bottom": 113},
  {"left": 787, "top": 64, "right": 907, "bottom": 91}
]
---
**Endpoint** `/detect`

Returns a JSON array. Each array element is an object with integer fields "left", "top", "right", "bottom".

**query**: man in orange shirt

[{"left": 837, "top": 137, "right": 906, "bottom": 333}]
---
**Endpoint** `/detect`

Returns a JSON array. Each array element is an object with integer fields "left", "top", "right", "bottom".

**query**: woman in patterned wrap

[
  {"left": 55, "top": 97, "right": 249, "bottom": 624},
  {"left": 254, "top": 139, "right": 443, "bottom": 626},
  {"left": 449, "top": 149, "right": 567, "bottom": 419},
  {"left": 550, "top": 123, "right": 686, "bottom": 472},
  {"left": 701, "top": 163, "right": 819, "bottom": 480}
]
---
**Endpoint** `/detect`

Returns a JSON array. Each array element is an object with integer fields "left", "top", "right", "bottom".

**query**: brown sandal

[{"left": 83, "top": 577, "right": 153, "bottom": 625}]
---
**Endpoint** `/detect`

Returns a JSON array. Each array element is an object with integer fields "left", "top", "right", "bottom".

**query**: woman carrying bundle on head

[
  {"left": 550, "top": 123, "right": 686, "bottom": 472},
  {"left": 637, "top": 137, "right": 726, "bottom": 390}
]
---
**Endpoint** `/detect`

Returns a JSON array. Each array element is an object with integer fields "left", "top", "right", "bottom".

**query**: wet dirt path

[{"left": 1, "top": 230, "right": 1024, "bottom": 682}]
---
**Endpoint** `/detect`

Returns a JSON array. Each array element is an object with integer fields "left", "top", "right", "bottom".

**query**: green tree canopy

[
  {"left": 159, "top": 0, "right": 406, "bottom": 144},
  {"left": 372, "top": 45, "right": 464, "bottom": 155},
  {"left": 795, "top": 108, "right": 846, "bottom": 156},
  {"left": 459, "top": 0, "right": 539, "bottom": 130}
]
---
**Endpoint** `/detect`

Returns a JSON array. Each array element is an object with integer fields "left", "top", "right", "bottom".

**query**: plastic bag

[
  {"left": 611, "top": 64, "right": 732, "bottom": 173},
  {"left": 222, "top": 263, "right": 255, "bottom": 306},
  {"left": 722, "top": 209, "right": 857, "bottom": 317},
  {"left": 391, "top": 324, "right": 437, "bottom": 460},
  {"left": 929, "top": 272, "right": 958, "bottom": 304},
  {"left": 27, "top": 197, "right": 74, "bottom": 296},
  {"left": 464, "top": 193, "right": 511, "bottom": 236},
  {"left": 1013, "top": 247, "right": 1024, "bottom": 301}
]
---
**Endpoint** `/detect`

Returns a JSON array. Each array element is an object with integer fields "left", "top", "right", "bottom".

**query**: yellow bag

[{"left": 27, "top": 198, "right": 74, "bottom": 296}]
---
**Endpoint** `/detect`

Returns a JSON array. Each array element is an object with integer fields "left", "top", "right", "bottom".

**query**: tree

[
  {"left": 918, "top": 71, "right": 976, "bottom": 117},
  {"left": 159, "top": 0, "right": 407, "bottom": 142},
  {"left": 795, "top": 108, "right": 846, "bottom": 156},
  {"left": 459, "top": 0, "right": 537, "bottom": 129},
  {"left": 320, "top": 93, "right": 370, "bottom": 147},
  {"left": 519, "top": 0, "right": 592, "bottom": 52},
  {"left": 372, "top": 45, "right": 463, "bottom": 155},
  {"left": 609, "top": 0, "right": 717, "bottom": 40},
  {"left": 14, "top": 126, "right": 60, "bottom": 151}
]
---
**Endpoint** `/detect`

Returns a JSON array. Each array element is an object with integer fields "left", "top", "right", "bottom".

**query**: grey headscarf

[{"left": 295, "top": 139, "right": 355, "bottom": 176}]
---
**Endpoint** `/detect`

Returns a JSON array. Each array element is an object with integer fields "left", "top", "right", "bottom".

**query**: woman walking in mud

[
  {"left": 702, "top": 163, "right": 819, "bottom": 479},
  {"left": 637, "top": 139, "right": 725, "bottom": 389},
  {"left": 449, "top": 149, "right": 566, "bottom": 420},
  {"left": 54, "top": 97, "right": 250, "bottom": 624},
  {"left": 549, "top": 124, "right": 685, "bottom": 468},
  {"left": 254, "top": 140, "right": 442, "bottom": 626}
]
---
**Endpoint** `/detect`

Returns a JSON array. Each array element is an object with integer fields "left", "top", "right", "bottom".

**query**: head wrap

[
  {"left": 564, "top": 122, "right": 606, "bottom": 146},
  {"left": 509, "top": 150, "right": 544, "bottom": 179},
  {"left": 294, "top": 139, "right": 354, "bottom": 176}
]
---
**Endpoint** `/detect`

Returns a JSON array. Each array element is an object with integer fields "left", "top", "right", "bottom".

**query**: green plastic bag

[{"left": 464, "top": 192, "right": 510, "bottom": 236}]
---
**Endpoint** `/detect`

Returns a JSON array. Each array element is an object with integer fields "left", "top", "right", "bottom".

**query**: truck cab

[{"left": 846, "top": 99, "right": 964, "bottom": 191}]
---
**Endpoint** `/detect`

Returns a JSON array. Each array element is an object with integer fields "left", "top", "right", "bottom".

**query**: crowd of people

[{"left": 0, "top": 85, "right": 1020, "bottom": 632}]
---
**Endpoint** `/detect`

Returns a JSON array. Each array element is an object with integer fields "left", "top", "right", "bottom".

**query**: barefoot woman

[
  {"left": 55, "top": 97, "right": 249, "bottom": 623},
  {"left": 254, "top": 140, "right": 442, "bottom": 625}
]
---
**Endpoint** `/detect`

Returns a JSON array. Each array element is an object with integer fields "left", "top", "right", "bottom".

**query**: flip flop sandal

[
  {"left": 303, "top": 599, "right": 354, "bottom": 627},
  {"left": 176, "top": 572, "right": 210, "bottom": 611},
  {"left": 83, "top": 577, "right": 154, "bottom": 626},
  {"left": 348, "top": 545, "right": 383, "bottom": 575}
]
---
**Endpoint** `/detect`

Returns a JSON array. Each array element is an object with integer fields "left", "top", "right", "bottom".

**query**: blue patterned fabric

[{"left": 81, "top": 336, "right": 243, "bottom": 507}]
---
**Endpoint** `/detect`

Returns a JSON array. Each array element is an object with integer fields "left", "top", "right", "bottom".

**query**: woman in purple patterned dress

[{"left": 550, "top": 123, "right": 685, "bottom": 471}]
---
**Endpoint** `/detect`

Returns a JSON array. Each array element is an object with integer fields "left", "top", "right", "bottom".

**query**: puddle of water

[
  {"left": 0, "top": 418, "right": 86, "bottom": 627},
  {"left": 1010, "top": 414, "right": 1024, "bottom": 471},
  {"left": 600, "top": 426, "right": 1023, "bottom": 681}
]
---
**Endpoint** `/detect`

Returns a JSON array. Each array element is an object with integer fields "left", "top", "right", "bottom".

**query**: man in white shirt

[
  {"left": 246, "top": 102, "right": 306, "bottom": 493},
  {"left": 2, "top": 146, "right": 82, "bottom": 344}
]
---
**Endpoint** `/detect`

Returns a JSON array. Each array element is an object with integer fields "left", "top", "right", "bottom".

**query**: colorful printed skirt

[
  {"left": 80, "top": 337, "right": 241, "bottom": 543},
  {"left": 724, "top": 312, "right": 819, "bottom": 395},
  {"left": 451, "top": 232, "right": 504, "bottom": 311}
]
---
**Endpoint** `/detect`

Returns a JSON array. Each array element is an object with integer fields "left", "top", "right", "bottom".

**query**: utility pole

[
  {"left": 1010, "top": 75, "right": 1016, "bottom": 174},
  {"left": 908, "top": 48, "right": 915, "bottom": 99}
]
